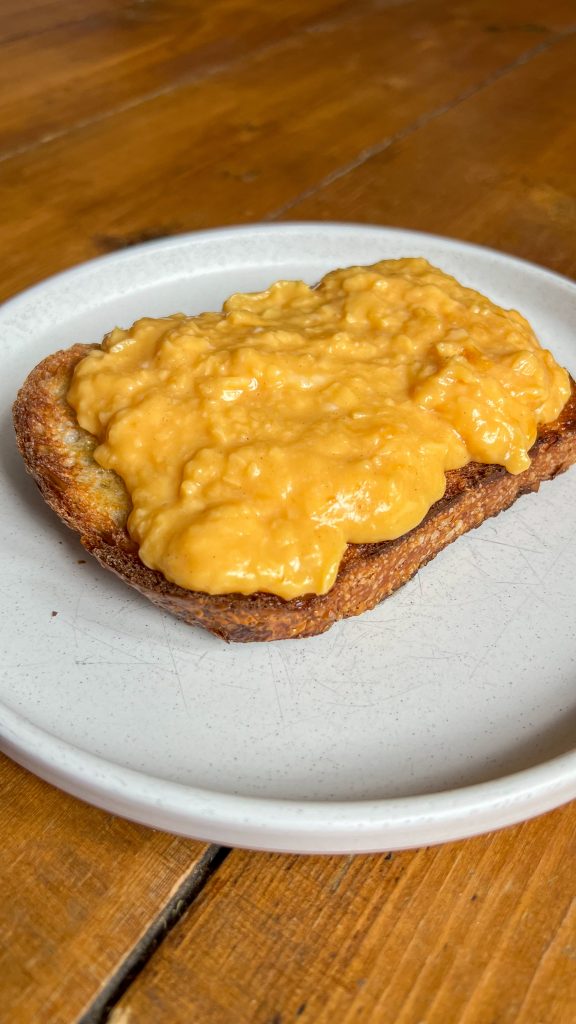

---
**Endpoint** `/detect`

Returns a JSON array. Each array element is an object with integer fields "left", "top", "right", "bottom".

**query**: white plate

[{"left": 1, "top": 223, "right": 575, "bottom": 854}]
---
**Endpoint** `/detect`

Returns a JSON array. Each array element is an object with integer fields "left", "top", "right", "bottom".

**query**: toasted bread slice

[{"left": 13, "top": 344, "right": 576, "bottom": 642}]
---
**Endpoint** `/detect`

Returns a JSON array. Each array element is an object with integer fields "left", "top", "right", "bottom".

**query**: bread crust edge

[{"left": 13, "top": 345, "right": 576, "bottom": 642}]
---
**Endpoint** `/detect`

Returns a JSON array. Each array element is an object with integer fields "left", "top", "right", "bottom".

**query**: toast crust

[{"left": 13, "top": 344, "right": 576, "bottom": 642}]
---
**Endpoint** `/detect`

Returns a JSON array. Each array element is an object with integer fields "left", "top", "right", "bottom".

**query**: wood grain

[
  {"left": 3, "top": 0, "right": 576, "bottom": 301},
  {"left": 0, "top": 753, "right": 212, "bottom": 1024},
  {"left": 0, "top": 0, "right": 367, "bottom": 155},
  {"left": 286, "top": 29, "right": 576, "bottom": 278},
  {"left": 2, "top": 0, "right": 576, "bottom": 1022},
  {"left": 0, "top": 1, "right": 123, "bottom": 45},
  {"left": 110, "top": 805, "right": 576, "bottom": 1024}
]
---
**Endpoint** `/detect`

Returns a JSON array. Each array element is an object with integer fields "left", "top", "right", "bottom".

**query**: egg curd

[{"left": 67, "top": 259, "right": 570, "bottom": 598}]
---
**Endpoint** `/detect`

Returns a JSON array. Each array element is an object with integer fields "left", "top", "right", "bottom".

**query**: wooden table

[{"left": 2, "top": 2, "right": 576, "bottom": 1021}]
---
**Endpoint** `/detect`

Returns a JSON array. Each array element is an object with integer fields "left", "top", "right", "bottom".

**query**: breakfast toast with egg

[{"left": 13, "top": 344, "right": 576, "bottom": 642}]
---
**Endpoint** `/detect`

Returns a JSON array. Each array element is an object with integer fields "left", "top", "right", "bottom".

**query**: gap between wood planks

[
  {"left": 265, "top": 23, "right": 576, "bottom": 221},
  {"left": 78, "top": 845, "right": 231, "bottom": 1024},
  {"left": 0, "top": 0, "right": 411, "bottom": 165}
]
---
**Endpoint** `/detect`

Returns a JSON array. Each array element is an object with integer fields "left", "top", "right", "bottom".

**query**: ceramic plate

[{"left": 1, "top": 223, "right": 575, "bottom": 853}]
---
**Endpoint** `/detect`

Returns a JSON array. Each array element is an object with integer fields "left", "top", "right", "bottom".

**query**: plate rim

[
  {"left": 2, "top": 701, "right": 576, "bottom": 852},
  {"left": 2, "top": 221, "right": 575, "bottom": 853},
  {"left": 3, "top": 219, "right": 576, "bottom": 317}
]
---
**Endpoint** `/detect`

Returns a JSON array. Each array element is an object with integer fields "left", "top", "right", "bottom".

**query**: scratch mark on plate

[
  {"left": 469, "top": 589, "right": 535, "bottom": 683},
  {"left": 469, "top": 536, "right": 543, "bottom": 555},
  {"left": 75, "top": 659, "right": 162, "bottom": 668},
  {"left": 513, "top": 512, "right": 549, "bottom": 548},
  {"left": 319, "top": 699, "right": 378, "bottom": 709},
  {"left": 276, "top": 645, "right": 302, "bottom": 699},
  {"left": 314, "top": 678, "right": 345, "bottom": 698},
  {"left": 542, "top": 539, "right": 572, "bottom": 582},
  {"left": 162, "top": 616, "right": 192, "bottom": 719},
  {"left": 267, "top": 648, "right": 286, "bottom": 725},
  {"left": 62, "top": 617, "right": 153, "bottom": 665}
]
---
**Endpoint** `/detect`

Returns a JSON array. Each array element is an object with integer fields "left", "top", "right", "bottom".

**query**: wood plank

[
  {"left": 0, "top": 753, "right": 213, "bottom": 1024},
  {"left": 2, "top": 2, "right": 575, "bottom": 1022},
  {"left": 109, "top": 805, "right": 576, "bottom": 1024},
  {"left": 2, "top": 0, "right": 573, "bottom": 301},
  {"left": 0, "top": 1, "right": 122, "bottom": 45},
  {"left": 0, "top": 0, "right": 365, "bottom": 154},
  {"left": 285, "top": 30, "right": 576, "bottom": 278}
]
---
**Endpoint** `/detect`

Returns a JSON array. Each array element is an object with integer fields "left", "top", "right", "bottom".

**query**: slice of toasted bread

[{"left": 13, "top": 344, "right": 576, "bottom": 642}]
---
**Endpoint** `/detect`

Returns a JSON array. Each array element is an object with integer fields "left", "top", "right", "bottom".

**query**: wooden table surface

[{"left": 2, "top": 1, "right": 576, "bottom": 1021}]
